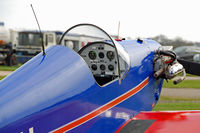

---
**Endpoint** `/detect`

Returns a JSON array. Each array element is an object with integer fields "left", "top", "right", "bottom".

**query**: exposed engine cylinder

[{"left": 154, "top": 48, "right": 186, "bottom": 84}]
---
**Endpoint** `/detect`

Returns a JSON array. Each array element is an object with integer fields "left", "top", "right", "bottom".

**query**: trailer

[
  {"left": 0, "top": 22, "right": 103, "bottom": 65},
  {"left": 0, "top": 22, "right": 18, "bottom": 65},
  {"left": 14, "top": 31, "right": 63, "bottom": 64},
  {"left": 14, "top": 31, "right": 100, "bottom": 64}
]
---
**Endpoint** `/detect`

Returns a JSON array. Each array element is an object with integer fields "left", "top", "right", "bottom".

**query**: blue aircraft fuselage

[{"left": 0, "top": 39, "right": 163, "bottom": 133}]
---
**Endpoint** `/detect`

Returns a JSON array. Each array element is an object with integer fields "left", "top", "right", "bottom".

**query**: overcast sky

[{"left": 1, "top": 0, "right": 200, "bottom": 41}]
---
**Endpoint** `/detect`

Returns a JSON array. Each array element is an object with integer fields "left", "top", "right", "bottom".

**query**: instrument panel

[{"left": 78, "top": 42, "right": 119, "bottom": 78}]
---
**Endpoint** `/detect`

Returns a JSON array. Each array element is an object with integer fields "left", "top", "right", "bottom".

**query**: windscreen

[
  {"left": 59, "top": 24, "right": 130, "bottom": 83},
  {"left": 59, "top": 24, "right": 114, "bottom": 52}
]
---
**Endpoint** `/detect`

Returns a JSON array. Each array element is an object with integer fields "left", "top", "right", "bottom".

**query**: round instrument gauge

[
  {"left": 100, "top": 64, "right": 106, "bottom": 70},
  {"left": 107, "top": 51, "right": 115, "bottom": 60},
  {"left": 108, "top": 65, "right": 114, "bottom": 71},
  {"left": 99, "top": 52, "right": 104, "bottom": 58},
  {"left": 91, "top": 64, "right": 97, "bottom": 71},
  {"left": 88, "top": 51, "right": 96, "bottom": 60}
]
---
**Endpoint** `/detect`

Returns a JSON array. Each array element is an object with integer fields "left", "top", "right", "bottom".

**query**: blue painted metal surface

[{"left": 0, "top": 39, "right": 163, "bottom": 133}]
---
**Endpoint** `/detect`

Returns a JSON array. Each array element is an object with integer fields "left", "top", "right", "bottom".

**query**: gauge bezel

[
  {"left": 88, "top": 51, "right": 97, "bottom": 60},
  {"left": 107, "top": 51, "right": 115, "bottom": 60}
]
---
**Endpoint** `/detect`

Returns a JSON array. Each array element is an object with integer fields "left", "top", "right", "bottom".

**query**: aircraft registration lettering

[{"left": 20, "top": 127, "right": 34, "bottom": 133}]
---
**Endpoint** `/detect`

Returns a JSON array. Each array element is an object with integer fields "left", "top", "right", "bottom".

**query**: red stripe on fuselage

[{"left": 52, "top": 77, "right": 149, "bottom": 133}]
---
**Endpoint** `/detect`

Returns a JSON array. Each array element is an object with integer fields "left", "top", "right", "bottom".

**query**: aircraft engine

[{"left": 153, "top": 48, "right": 186, "bottom": 84}]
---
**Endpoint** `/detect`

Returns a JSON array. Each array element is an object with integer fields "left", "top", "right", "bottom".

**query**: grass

[
  {"left": 0, "top": 65, "right": 21, "bottom": 71},
  {"left": 186, "top": 73, "right": 200, "bottom": 77},
  {"left": 0, "top": 76, "right": 6, "bottom": 80},
  {"left": 153, "top": 102, "right": 200, "bottom": 111},
  {"left": 163, "top": 80, "right": 200, "bottom": 89},
  {"left": 159, "top": 96, "right": 200, "bottom": 101},
  {"left": 152, "top": 95, "right": 200, "bottom": 111}
]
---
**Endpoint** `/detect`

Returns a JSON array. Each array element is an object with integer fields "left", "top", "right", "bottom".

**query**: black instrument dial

[
  {"left": 88, "top": 51, "right": 96, "bottom": 60},
  {"left": 99, "top": 52, "right": 104, "bottom": 58},
  {"left": 108, "top": 65, "right": 114, "bottom": 71},
  {"left": 107, "top": 51, "right": 115, "bottom": 60},
  {"left": 100, "top": 64, "right": 106, "bottom": 70},
  {"left": 91, "top": 64, "right": 97, "bottom": 71}
]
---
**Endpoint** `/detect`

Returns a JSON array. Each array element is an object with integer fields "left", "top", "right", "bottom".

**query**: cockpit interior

[
  {"left": 59, "top": 24, "right": 130, "bottom": 86},
  {"left": 78, "top": 41, "right": 127, "bottom": 86}
]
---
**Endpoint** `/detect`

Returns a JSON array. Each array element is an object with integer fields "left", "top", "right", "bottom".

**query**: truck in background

[
  {"left": 14, "top": 32, "right": 98, "bottom": 64},
  {"left": 0, "top": 22, "right": 102, "bottom": 65},
  {"left": 14, "top": 30, "right": 63, "bottom": 64},
  {"left": 0, "top": 22, "right": 18, "bottom": 66}
]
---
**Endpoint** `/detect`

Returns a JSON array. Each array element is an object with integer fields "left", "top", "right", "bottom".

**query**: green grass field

[
  {"left": 0, "top": 76, "right": 6, "bottom": 80},
  {"left": 159, "top": 96, "right": 200, "bottom": 101},
  {"left": 153, "top": 95, "right": 200, "bottom": 111},
  {"left": 152, "top": 74, "right": 200, "bottom": 111},
  {"left": 187, "top": 73, "right": 200, "bottom": 77},
  {"left": 163, "top": 80, "right": 200, "bottom": 89},
  {"left": 0, "top": 65, "right": 20, "bottom": 71},
  {"left": 153, "top": 102, "right": 200, "bottom": 111}
]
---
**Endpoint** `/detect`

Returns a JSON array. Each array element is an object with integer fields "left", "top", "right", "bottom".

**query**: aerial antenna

[
  {"left": 30, "top": 4, "right": 46, "bottom": 56},
  {"left": 117, "top": 21, "right": 120, "bottom": 39}
]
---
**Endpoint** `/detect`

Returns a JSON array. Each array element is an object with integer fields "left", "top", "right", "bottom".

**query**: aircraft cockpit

[{"left": 59, "top": 24, "right": 130, "bottom": 86}]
